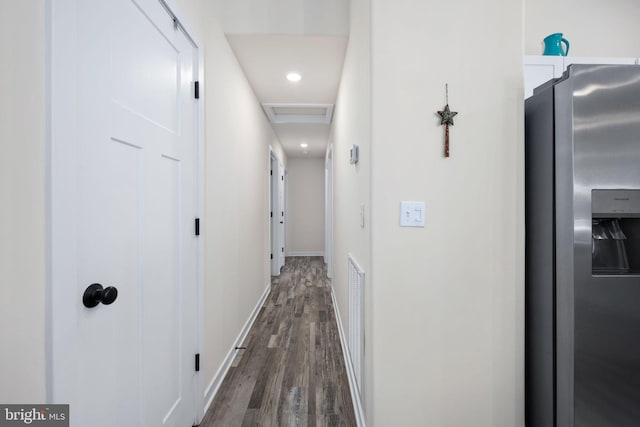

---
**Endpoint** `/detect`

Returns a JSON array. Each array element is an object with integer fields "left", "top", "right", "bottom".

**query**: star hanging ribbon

[{"left": 437, "top": 84, "right": 458, "bottom": 158}]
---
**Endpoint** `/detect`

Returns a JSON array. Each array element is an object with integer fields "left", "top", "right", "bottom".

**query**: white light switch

[{"left": 400, "top": 201, "right": 425, "bottom": 227}]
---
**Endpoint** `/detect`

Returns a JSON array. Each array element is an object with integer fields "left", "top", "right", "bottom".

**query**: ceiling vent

[{"left": 262, "top": 103, "right": 334, "bottom": 124}]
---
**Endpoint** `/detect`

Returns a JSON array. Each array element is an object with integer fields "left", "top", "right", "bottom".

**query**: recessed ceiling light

[
  {"left": 300, "top": 142, "right": 308, "bottom": 148},
  {"left": 286, "top": 72, "right": 302, "bottom": 82}
]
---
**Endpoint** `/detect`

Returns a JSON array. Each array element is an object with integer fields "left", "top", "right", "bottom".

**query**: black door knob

[{"left": 83, "top": 283, "right": 118, "bottom": 308}]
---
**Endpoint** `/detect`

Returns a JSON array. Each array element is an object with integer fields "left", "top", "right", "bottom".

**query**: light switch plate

[{"left": 400, "top": 201, "right": 425, "bottom": 227}]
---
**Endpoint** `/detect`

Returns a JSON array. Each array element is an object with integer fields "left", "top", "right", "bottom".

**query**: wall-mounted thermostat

[{"left": 350, "top": 144, "right": 359, "bottom": 164}]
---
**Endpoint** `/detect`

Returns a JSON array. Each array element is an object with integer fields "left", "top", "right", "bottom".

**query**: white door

[
  {"left": 49, "top": 1, "right": 199, "bottom": 426},
  {"left": 325, "top": 146, "right": 333, "bottom": 278},
  {"left": 270, "top": 154, "right": 280, "bottom": 275},
  {"left": 278, "top": 162, "right": 286, "bottom": 269}
]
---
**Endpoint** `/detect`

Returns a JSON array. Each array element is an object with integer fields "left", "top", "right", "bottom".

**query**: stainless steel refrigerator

[{"left": 526, "top": 64, "right": 640, "bottom": 427}]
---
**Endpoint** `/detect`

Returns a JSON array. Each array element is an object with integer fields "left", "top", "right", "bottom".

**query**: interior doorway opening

[
  {"left": 270, "top": 149, "right": 286, "bottom": 276},
  {"left": 325, "top": 145, "right": 334, "bottom": 278}
]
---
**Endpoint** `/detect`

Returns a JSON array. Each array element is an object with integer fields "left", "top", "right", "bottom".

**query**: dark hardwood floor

[{"left": 200, "top": 256, "right": 356, "bottom": 427}]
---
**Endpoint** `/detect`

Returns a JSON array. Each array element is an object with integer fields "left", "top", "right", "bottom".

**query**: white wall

[
  {"left": 286, "top": 158, "right": 325, "bottom": 255},
  {"left": 369, "top": 0, "right": 524, "bottom": 425},
  {"left": 525, "top": 0, "right": 640, "bottom": 56},
  {"left": 329, "top": 0, "right": 372, "bottom": 417},
  {"left": 0, "top": 0, "right": 47, "bottom": 403},
  {"left": 212, "top": 0, "right": 348, "bottom": 35},
  {"left": 175, "top": 0, "right": 287, "bottom": 409}
]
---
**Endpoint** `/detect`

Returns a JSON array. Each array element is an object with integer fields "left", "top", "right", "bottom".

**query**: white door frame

[
  {"left": 269, "top": 148, "right": 282, "bottom": 276},
  {"left": 279, "top": 163, "right": 286, "bottom": 270},
  {"left": 45, "top": 0, "right": 205, "bottom": 423},
  {"left": 325, "top": 145, "right": 334, "bottom": 278},
  {"left": 284, "top": 168, "right": 289, "bottom": 259}
]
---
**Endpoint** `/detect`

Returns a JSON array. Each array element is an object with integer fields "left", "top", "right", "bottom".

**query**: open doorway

[
  {"left": 270, "top": 149, "right": 286, "bottom": 275},
  {"left": 325, "top": 145, "right": 334, "bottom": 278}
]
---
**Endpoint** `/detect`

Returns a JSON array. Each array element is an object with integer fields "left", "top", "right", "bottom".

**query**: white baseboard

[
  {"left": 330, "top": 284, "right": 367, "bottom": 427},
  {"left": 201, "top": 282, "right": 271, "bottom": 417},
  {"left": 286, "top": 251, "right": 324, "bottom": 257}
]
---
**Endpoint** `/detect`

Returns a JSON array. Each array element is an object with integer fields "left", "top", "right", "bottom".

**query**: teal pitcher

[{"left": 543, "top": 33, "right": 570, "bottom": 56}]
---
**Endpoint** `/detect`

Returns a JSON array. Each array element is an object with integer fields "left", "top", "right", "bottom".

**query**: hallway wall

[
  {"left": 369, "top": 0, "right": 524, "bottom": 425},
  {"left": 525, "top": 0, "right": 640, "bottom": 56},
  {"left": 0, "top": 0, "right": 47, "bottom": 403},
  {"left": 329, "top": 0, "right": 372, "bottom": 417},
  {"left": 175, "top": 0, "right": 288, "bottom": 410},
  {"left": 286, "top": 158, "right": 325, "bottom": 255}
]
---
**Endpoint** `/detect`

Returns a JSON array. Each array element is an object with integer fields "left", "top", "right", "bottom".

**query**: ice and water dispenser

[{"left": 592, "top": 190, "right": 640, "bottom": 275}]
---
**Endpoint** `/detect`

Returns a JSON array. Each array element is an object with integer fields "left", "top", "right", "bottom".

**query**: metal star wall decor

[{"left": 437, "top": 84, "right": 458, "bottom": 158}]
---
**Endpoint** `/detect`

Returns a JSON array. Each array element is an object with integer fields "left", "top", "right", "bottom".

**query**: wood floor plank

[
  {"left": 253, "top": 347, "right": 287, "bottom": 425},
  {"left": 200, "top": 256, "right": 356, "bottom": 427},
  {"left": 308, "top": 321, "right": 317, "bottom": 424},
  {"left": 247, "top": 348, "right": 277, "bottom": 409},
  {"left": 284, "top": 386, "right": 308, "bottom": 426}
]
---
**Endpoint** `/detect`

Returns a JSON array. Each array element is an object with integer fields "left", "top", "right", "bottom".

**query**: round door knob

[
  {"left": 101, "top": 286, "right": 118, "bottom": 305},
  {"left": 83, "top": 283, "right": 118, "bottom": 308}
]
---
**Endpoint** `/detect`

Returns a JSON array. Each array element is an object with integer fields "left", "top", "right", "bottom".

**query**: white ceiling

[{"left": 226, "top": 34, "right": 348, "bottom": 158}]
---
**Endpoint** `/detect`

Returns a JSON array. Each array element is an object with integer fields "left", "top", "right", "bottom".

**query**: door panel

[
  {"left": 111, "top": 0, "right": 180, "bottom": 133},
  {"left": 278, "top": 162, "right": 286, "bottom": 269},
  {"left": 76, "top": 137, "right": 143, "bottom": 425},
  {"left": 325, "top": 148, "right": 333, "bottom": 279},
  {"left": 50, "top": 0, "right": 198, "bottom": 426},
  {"left": 270, "top": 155, "right": 280, "bottom": 276},
  {"left": 569, "top": 65, "right": 640, "bottom": 426},
  {"left": 143, "top": 155, "right": 184, "bottom": 425}
]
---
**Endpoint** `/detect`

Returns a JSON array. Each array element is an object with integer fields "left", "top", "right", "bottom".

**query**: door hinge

[
  {"left": 194, "top": 81, "right": 200, "bottom": 99},
  {"left": 270, "top": 170, "right": 272, "bottom": 176},
  {"left": 282, "top": 247, "right": 284, "bottom": 253},
  {"left": 270, "top": 253, "right": 273, "bottom": 260},
  {"left": 195, "top": 218, "right": 200, "bottom": 236},
  {"left": 270, "top": 211, "right": 273, "bottom": 218},
  {"left": 281, "top": 175, "right": 284, "bottom": 181},
  {"left": 195, "top": 353, "right": 200, "bottom": 372}
]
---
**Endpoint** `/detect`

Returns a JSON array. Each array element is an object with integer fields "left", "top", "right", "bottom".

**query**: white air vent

[
  {"left": 262, "top": 103, "right": 334, "bottom": 124},
  {"left": 348, "top": 254, "right": 364, "bottom": 393}
]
